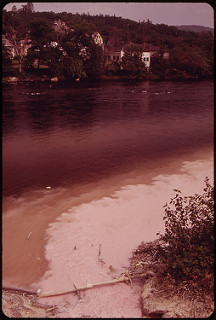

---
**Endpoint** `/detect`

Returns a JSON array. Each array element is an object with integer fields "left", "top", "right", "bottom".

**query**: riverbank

[
  {"left": 2, "top": 73, "right": 213, "bottom": 84},
  {"left": 129, "top": 239, "right": 214, "bottom": 318},
  {"left": 2, "top": 288, "right": 58, "bottom": 318},
  {"left": 2, "top": 154, "right": 213, "bottom": 318},
  {"left": 30, "top": 154, "right": 213, "bottom": 318}
]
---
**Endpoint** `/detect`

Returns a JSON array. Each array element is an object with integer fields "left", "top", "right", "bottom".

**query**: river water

[{"left": 2, "top": 80, "right": 214, "bottom": 317}]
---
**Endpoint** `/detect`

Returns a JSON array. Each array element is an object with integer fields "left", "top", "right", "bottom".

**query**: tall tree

[
  {"left": 11, "top": 5, "right": 17, "bottom": 12},
  {"left": 121, "top": 43, "right": 148, "bottom": 79},
  {"left": 2, "top": 10, "right": 31, "bottom": 73},
  {"left": 26, "top": 2, "right": 34, "bottom": 12},
  {"left": 27, "top": 18, "right": 54, "bottom": 69},
  {"left": 84, "top": 42, "right": 103, "bottom": 79}
]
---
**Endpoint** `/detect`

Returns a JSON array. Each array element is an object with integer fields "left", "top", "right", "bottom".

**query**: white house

[
  {"left": 92, "top": 32, "right": 104, "bottom": 49},
  {"left": 104, "top": 44, "right": 151, "bottom": 68},
  {"left": 141, "top": 51, "right": 151, "bottom": 68},
  {"left": 104, "top": 46, "right": 124, "bottom": 63},
  {"left": 104, "top": 42, "right": 169, "bottom": 68}
]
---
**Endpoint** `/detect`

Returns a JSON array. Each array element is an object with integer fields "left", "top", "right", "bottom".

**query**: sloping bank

[
  {"left": 129, "top": 240, "right": 213, "bottom": 318},
  {"left": 129, "top": 177, "right": 214, "bottom": 318}
]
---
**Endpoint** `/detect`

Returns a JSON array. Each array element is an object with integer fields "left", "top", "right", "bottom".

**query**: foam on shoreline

[{"left": 33, "top": 156, "right": 213, "bottom": 318}]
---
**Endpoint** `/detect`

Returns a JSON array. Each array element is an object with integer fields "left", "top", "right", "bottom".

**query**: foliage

[
  {"left": 168, "top": 46, "right": 212, "bottom": 78},
  {"left": 83, "top": 43, "right": 103, "bottom": 79},
  {"left": 2, "top": 8, "right": 31, "bottom": 73},
  {"left": 29, "top": 18, "right": 54, "bottom": 46},
  {"left": 156, "top": 177, "right": 214, "bottom": 293},
  {"left": 62, "top": 56, "right": 86, "bottom": 80},
  {"left": 103, "top": 61, "right": 122, "bottom": 77},
  {"left": 25, "top": 18, "right": 54, "bottom": 70},
  {"left": 2, "top": 43, "right": 13, "bottom": 76},
  {"left": 2, "top": 7, "right": 214, "bottom": 80},
  {"left": 150, "top": 53, "right": 171, "bottom": 80},
  {"left": 121, "top": 44, "right": 148, "bottom": 79}
]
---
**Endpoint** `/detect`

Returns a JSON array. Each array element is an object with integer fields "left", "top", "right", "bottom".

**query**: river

[{"left": 2, "top": 79, "right": 214, "bottom": 317}]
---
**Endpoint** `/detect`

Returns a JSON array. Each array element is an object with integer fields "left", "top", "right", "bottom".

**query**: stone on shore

[
  {"left": 51, "top": 77, "right": 58, "bottom": 82},
  {"left": 8, "top": 77, "right": 18, "bottom": 82}
]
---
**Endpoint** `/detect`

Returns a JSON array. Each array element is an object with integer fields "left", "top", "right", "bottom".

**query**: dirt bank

[
  {"left": 129, "top": 241, "right": 214, "bottom": 318},
  {"left": 2, "top": 288, "right": 58, "bottom": 318}
]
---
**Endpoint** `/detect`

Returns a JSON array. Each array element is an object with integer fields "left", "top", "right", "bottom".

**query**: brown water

[{"left": 2, "top": 80, "right": 214, "bottom": 317}]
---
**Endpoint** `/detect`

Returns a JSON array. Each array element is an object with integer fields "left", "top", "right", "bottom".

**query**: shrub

[{"left": 156, "top": 177, "right": 214, "bottom": 293}]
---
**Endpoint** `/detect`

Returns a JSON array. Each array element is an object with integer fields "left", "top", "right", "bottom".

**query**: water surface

[
  {"left": 2, "top": 80, "right": 214, "bottom": 317},
  {"left": 3, "top": 80, "right": 213, "bottom": 196}
]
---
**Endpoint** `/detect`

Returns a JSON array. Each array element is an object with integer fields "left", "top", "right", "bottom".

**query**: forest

[{"left": 2, "top": 3, "right": 214, "bottom": 81}]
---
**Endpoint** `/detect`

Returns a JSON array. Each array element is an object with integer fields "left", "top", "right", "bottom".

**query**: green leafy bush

[{"left": 156, "top": 177, "right": 214, "bottom": 292}]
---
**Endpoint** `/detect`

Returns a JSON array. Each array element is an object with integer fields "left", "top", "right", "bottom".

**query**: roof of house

[
  {"left": 104, "top": 42, "right": 168, "bottom": 53},
  {"left": 122, "top": 43, "right": 161, "bottom": 52}
]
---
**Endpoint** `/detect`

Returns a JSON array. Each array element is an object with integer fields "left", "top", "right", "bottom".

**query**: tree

[
  {"left": 26, "top": 2, "right": 34, "bottom": 13},
  {"left": 59, "top": 23, "right": 102, "bottom": 80},
  {"left": 84, "top": 42, "right": 103, "bottom": 79},
  {"left": 169, "top": 45, "right": 212, "bottom": 78},
  {"left": 2, "top": 9, "right": 32, "bottom": 73},
  {"left": 27, "top": 18, "right": 54, "bottom": 70},
  {"left": 150, "top": 52, "right": 171, "bottom": 80},
  {"left": 62, "top": 56, "right": 86, "bottom": 79},
  {"left": 11, "top": 5, "right": 17, "bottom": 12},
  {"left": 53, "top": 19, "right": 69, "bottom": 45},
  {"left": 2, "top": 43, "right": 12, "bottom": 76},
  {"left": 156, "top": 178, "right": 214, "bottom": 293},
  {"left": 121, "top": 43, "right": 148, "bottom": 79}
]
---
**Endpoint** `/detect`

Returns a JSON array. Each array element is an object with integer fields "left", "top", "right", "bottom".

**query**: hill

[
  {"left": 2, "top": 7, "right": 214, "bottom": 80},
  {"left": 175, "top": 25, "right": 214, "bottom": 34}
]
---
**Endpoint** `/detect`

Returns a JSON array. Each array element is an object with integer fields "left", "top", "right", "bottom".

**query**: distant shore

[{"left": 2, "top": 73, "right": 213, "bottom": 85}]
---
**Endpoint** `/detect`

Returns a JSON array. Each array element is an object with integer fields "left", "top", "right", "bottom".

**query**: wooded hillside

[{"left": 2, "top": 4, "right": 214, "bottom": 81}]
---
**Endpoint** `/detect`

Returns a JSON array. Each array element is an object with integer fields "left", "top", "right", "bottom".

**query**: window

[
  {"left": 113, "top": 55, "right": 116, "bottom": 60},
  {"left": 117, "top": 56, "right": 119, "bottom": 60},
  {"left": 146, "top": 57, "right": 149, "bottom": 61}
]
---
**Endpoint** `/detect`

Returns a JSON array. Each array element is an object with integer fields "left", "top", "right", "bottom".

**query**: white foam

[{"left": 35, "top": 157, "right": 213, "bottom": 317}]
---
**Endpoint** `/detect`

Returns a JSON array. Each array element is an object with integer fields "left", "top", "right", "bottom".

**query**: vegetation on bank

[
  {"left": 130, "top": 178, "right": 214, "bottom": 304},
  {"left": 2, "top": 3, "right": 214, "bottom": 82}
]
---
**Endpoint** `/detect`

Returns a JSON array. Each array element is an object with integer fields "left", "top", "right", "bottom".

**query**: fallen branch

[{"left": 38, "top": 273, "right": 149, "bottom": 298}]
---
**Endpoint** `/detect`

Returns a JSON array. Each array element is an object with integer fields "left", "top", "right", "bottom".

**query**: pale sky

[{"left": 3, "top": 2, "right": 214, "bottom": 28}]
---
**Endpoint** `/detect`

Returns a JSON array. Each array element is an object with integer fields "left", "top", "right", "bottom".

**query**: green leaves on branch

[{"left": 156, "top": 177, "right": 214, "bottom": 291}]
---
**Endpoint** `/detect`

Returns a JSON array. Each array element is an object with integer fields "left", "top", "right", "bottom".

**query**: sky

[{"left": 3, "top": 2, "right": 214, "bottom": 28}]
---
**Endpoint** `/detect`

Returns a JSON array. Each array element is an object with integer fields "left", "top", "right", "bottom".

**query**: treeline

[{"left": 2, "top": 3, "right": 214, "bottom": 81}]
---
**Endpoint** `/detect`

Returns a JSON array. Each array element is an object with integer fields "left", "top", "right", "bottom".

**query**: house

[
  {"left": 103, "top": 45, "right": 124, "bottom": 63},
  {"left": 103, "top": 42, "right": 169, "bottom": 68},
  {"left": 92, "top": 32, "right": 104, "bottom": 50},
  {"left": 104, "top": 43, "right": 151, "bottom": 68},
  {"left": 141, "top": 42, "right": 170, "bottom": 60},
  {"left": 141, "top": 51, "right": 151, "bottom": 68}
]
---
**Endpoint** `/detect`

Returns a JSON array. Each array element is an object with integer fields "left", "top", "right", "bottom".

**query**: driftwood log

[{"left": 38, "top": 272, "right": 150, "bottom": 298}]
